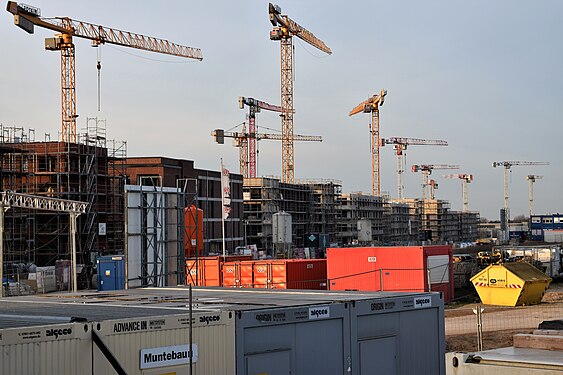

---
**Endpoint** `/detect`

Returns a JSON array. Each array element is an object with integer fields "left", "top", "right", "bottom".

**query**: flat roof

[
  {"left": 0, "top": 287, "right": 429, "bottom": 329},
  {"left": 475, "top": 347, "right": 563, "bottom": 367}
]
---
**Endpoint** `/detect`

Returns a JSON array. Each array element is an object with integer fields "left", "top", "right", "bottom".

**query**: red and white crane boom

[{"left": 239, "top": 97, "right": 283, "bottom": 178}]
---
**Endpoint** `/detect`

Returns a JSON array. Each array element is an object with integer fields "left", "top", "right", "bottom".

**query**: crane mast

[
  {"left": 212, "top": 127, "right": 322, "bottom": 178},
  {"left": 381, "top": 137, "right": 448, "bottom": 199},
  {"left": 239, "top": 97, "right": 283, "bottom": 178},
  {"left": 443, "top": 174, "right": 473, "bottom": 212},
  {"left": 7, "top": 1, "right": 202, "bottom": 143},
  {"left": 492, "top": 161, "right": 549, "bottom": 224},
  {"left": 269, "top": 3, "right": 331, "bottom": 183},
  {"left": 412, "top": 164, "right": 459, "bottom": 200},
  {"left": 526, "top": 175, "right": 543, "bottom": 217},
  {"left": 349, "top": 89, "right": 387, "bottom": 196}
]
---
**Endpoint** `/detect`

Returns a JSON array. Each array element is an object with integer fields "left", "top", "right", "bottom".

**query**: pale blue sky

[{"left": 1, "top": 1, "right": 561, "bottom": 219}]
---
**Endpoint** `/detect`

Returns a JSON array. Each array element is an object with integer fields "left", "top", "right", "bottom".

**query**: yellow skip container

[{"left": 470, "top": 262, "right": 552, "bottom": 306}]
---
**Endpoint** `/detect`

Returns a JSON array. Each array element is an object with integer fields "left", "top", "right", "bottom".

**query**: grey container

[{"left": 0, "top": 288, "right": 445, "bottom": 375}]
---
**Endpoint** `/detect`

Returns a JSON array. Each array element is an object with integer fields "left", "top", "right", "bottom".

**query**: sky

[{"left": 1, "top": 0, "right": 562, "bottom": 220}]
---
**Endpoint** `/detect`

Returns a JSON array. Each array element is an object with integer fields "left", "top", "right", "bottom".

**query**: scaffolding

[{"left": 0, "top": 121, "right": 126, "bottom": 294}]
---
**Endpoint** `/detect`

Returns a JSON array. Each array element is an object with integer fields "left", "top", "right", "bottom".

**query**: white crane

[
  {"left": 526, "top": 175, "right": 543, "bottom": 217},
  {"left": 381, "top": 137, "right": 448, "bottom": 199},
  {"left": 443, "top": 174, "right": 473, "bottom": 212}
]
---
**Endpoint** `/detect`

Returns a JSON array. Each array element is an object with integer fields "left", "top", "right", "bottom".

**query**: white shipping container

[
  {"left": 93, "top": 311, "right": 235, "bottom": 375},
  {"left": 0, "top": 322, "right": 91, "bottom": 375}
]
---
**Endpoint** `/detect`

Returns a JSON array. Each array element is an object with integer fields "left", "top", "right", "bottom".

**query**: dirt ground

[{"left": 445, "top": 281, "right": 563, "bottom": 352}]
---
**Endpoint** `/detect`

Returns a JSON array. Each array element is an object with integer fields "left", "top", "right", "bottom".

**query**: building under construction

[
  {"left": 243, "top": 177, "right": 341, "bottom": 253},
  {"left": 244, "top": 178, "right": 479, "bottom": 252},
  {"left": 0, "top": 121, "right": 126, "bottom": 283}
]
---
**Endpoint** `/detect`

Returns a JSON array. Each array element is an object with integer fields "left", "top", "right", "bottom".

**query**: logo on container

[
  {"left": 199, "top": 315, "right": 220, "bottom": 325},
  {"left": 414, "top": 297, "right": 432, "bottom": 308},
  {"left": 367, "top": 256, "right": 377, "bottom": 263},
  {"left": 255, "top": 313, "right": 272, "bottom": 322},
  {"left": 309, "top": 306, "right": 330, "bottom": 320},
  {"left": 45, "top": 327, "right": 72, "bottom": 339}
]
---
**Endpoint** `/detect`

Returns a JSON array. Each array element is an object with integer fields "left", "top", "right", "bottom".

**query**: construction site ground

[{"left": 445, "top": 281, "right": 563, "bottom": 352}]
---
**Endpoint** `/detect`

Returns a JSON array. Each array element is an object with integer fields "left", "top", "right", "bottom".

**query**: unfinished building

[
  {"left": 0, "top": 121, "right": 126, "bottom": 288},
  {"left": 385, "top": 200, "right": 420, "bottom": 245},
  {"left": 243, "top": 177, "right": 341, "bottom": 253},
  {"left": 119, "top": 156, "right": 244, "bottom": 256},
  {"left": 336, "top": 192, "right": 386, "bottom": 246}
]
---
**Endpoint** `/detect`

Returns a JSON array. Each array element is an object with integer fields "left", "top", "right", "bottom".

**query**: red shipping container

[
  {"left": 252, "top": 259, "right": 327, "bottom": 290},
  {"left": 326, "top": 246, "right": 453, "bottom": 302},
  {"left": 186, "top": 255, "right": 251, "bottom": 286},
  {"left": 222, "top": 261, "right": 254, "bottom": 288}
]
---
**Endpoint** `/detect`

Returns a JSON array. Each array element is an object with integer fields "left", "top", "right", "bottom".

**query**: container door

[
  {"left": 245, "top": 349, "right": 291, "bottom": 375},
  {"left": 253, "top": 262, "right": 269, "bottom": 288},
  {"left": 270, "top": 262, "right": 287, "bottom": 289},
  {"left": 359, "top": 336, "right": 397, "bottom": 375},
  {"left": 100, "top": 261, "right": 117, "bottom": 291}
]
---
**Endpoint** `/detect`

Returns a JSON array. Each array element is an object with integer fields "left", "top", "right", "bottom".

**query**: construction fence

[{"left": 445, "top": 302, "right": 563, "bottom": 351}]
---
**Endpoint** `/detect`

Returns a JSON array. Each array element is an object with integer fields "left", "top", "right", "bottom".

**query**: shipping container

[
  {"left": 97, "top": 255, "right": 126, "bottom": 291},
  {"left": 350, "top": 292, "right": 445, "bottom": 374},
  {"left": 253, "top": 259, "right": 327, "bottom": 289},
  {"left": 222, "top": 260, "right": 254, "bottom": 288},
  {"left": 186, "top": 255, "right": 252, "bottom": 286},
  {"left": 0, "top": 320, "right": 92, "bottom": 374},
  {"left": 0, "top": 287, "right": 445, "bottom": 375},
  {"left": 327, "top": 245, "right": 454, "bottom": 302},
  {"left": 222, "top": 259, "right": 327, "bottom": 290}
]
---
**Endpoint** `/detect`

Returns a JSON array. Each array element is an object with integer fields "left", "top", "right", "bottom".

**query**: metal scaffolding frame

[{"left": 0, "top": 191, "right": 87, "bottom": 297}]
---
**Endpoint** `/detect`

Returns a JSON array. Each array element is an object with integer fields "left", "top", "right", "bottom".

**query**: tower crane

[
  {"left": 269, "top": 3, "right": 331, "bottom": 183},
  {"left": 428, "top": 179, "right": 439, "bottom": 200},
  {"left": 7, "top": 2, "right": 202, "bottom": 143},
  {"left": 526, "top": 175, "right": 543, "bottom": 217},
  {"left": 443, "top": 174, "right": 473, "bottom": 212},
  {"left": 412, "top": 164, "right": 459, "bottom": 200},
  {"left": 492, "top": 161, "right": 549, "bottom": 220},
  {"left": 238, "top": 97, "right": 283, "bottom": 178},
  {"left": 212, "top": 125, "right": 322, "bottom": 178},
  {"left": 381, "top": 137, "right": 448, "bottom": 199},
  {"left": 349, "top": 89, "right": 387, "bottom": 196}
]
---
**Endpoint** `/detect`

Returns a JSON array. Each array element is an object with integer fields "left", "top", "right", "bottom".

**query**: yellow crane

[
  {"left": 349, "top": 89, "right": 387, "bottom": 196},
  {"left": 526, "top": 175, "right": 543, "bottom": 217},
  {"left": 269, "top": 3, "right": 331, "bottom": 183},
  {"left": 7, "top": 2, "right": 202, "bottom": 143},
  {"left": 212, "top": 125, "right": 322, "bottom": 178}
]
